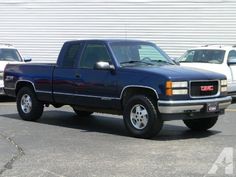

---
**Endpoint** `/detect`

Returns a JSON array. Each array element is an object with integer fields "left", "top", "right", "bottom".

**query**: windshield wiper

[
  {"left": 150, "top": 60, "right": 174, "bottom": 65},
  {"left": 120, "top": 60, "right": 153, "bottom": 65},
  {"left": 179, "top": 60, "right": 208, "bottom": 63},
  {"left": 179, "top": 60, "right": 189, "bottom": 63}
]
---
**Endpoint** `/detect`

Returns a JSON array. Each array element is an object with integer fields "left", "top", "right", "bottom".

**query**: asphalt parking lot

[{"left": 0, "top": 97, "right": 235, "bottom": 177}]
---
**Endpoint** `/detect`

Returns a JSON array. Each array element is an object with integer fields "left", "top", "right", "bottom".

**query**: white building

[{"left": 0, "top": 0, "right": 236, "bottom": 62}]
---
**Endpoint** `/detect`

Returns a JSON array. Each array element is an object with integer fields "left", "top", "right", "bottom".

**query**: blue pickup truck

[{"left": 4, "top": 39, "right": 232, "bottom": 138}]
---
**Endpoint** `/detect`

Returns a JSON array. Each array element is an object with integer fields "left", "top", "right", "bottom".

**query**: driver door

[{"left": 75, "top": 42, "right": 118, "bottom": 108}]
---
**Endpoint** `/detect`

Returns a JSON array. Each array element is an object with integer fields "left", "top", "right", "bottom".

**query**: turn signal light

[
  {"left": 166, "top": 88, "right": 173, "bottom": 96},
  {"left": 166, "top": 81, "right": 172, "bottom": 89}
]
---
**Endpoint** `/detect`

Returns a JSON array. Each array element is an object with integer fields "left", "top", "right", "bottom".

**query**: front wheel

[
  {"left": 16, "top": 87, "right": 44, "bottom": 121},
  {"left": 123, "top": 95, "right": 163, "bottom": 138},
  {"left": 183, "top": 116, "right": 218, "bottom": 131}
]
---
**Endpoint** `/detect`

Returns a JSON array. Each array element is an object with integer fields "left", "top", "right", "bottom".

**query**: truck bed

[{"left": 4, "top": 63, "right": 56, "bottom": 102}]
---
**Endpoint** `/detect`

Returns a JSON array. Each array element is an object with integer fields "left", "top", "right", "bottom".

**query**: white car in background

[
  {"left": 178, "top": 45, "right": 236, "bottom": 98},
  {"left": 0, "top": 43, "right": 31, "bottom": 95}
]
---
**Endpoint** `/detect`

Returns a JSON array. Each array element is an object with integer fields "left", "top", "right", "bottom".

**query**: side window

[
  {"left": 62, "top": 44, "right": 81, "bottom": 67},
  {"left": 228, "top": 50, "right": 236, "bottom": 63},
  {"left": 79, "top": 44, "right": 111, "bottom": 69}
]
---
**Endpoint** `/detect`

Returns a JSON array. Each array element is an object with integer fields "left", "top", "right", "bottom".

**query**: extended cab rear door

[{"left": 53, "top": 41, "right": 85, "bottom": 104}]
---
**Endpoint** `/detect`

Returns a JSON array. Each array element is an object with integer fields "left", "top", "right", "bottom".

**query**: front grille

[{"left": 190, "top": 81, "right": 219, "bottom": 97}]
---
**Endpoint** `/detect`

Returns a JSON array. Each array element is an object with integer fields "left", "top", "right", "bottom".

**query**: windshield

[
  {"left": 109, "top": 42, "right": 174, "bottom": 66},
  {"left": 0, "top": 49, "right": 22, "bottom": 62},
  {"left": 179, "top": 49, "right": 225, "bottom": 64}
]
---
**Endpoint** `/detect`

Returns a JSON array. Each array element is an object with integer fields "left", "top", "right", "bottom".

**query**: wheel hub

[
  {"left": 130, "top": 104, "right": 149, "bottom": 130},
  {"left": 21, "top": 94, "right": 32, "bottom": 114}
]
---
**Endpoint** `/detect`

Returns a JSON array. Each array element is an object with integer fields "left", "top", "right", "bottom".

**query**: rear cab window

[{"left": 61, "top": 43, "right": 81, "bottom": 68}]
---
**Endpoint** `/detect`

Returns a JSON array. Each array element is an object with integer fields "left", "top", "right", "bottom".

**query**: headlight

[
  {"left": 221, "top": 87, "right": 227, "bottom": 92},
  {"left": 166, "top": 81, "right": 188, "bottom": 96},
  {"left": 172, "top": 89, "right": 188, "bottom": 95},
  {"left": 221, "top": 79, "right": 227, "bottom": 86},
  {"left": 166, "top": 81, "right": 188, "bottom": 88},
  {"left": 220, "top": 79, "right": 227, "bottom": 92}
]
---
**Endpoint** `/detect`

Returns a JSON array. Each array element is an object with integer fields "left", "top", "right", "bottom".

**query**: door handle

[{"left": 75, "top": 73, "right": 81, "bottom": 78}]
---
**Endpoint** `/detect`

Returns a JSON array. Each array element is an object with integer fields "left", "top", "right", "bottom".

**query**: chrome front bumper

[{"left": 158, "top": 96, "right": 232, "bottom": 114}]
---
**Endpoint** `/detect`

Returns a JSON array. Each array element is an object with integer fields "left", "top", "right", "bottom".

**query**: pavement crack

[{"left": 0, "top": 132, "right": 25, "bottom": 175}]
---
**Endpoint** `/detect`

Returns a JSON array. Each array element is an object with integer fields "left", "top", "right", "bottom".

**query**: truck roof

[
  {"left": 0, "top": 43, "right": 15, "bottom": 49},
  {"left": 189, "top": 44, "right": 236, "bottom": 51},
  {"left": 65, "top": 39, "right": 154, "bottom": 44}
]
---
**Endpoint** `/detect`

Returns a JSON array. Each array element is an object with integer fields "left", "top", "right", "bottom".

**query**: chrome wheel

[
  {"left": 21, "top": 94, "right": 32, "bottom": 114},
  {"left": 130, "top": 104, "right": 149, "bottom": 130}
]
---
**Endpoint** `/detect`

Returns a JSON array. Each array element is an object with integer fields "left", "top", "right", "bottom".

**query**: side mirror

[
  {"left": 228, "top": 57, "right": 236, "bottom": 65},
  {"left": 23, "top": 56, "right": 32, "bottom": 62},
  {"left": 94, "top": 61, "right": 115, "bottom": 71}
]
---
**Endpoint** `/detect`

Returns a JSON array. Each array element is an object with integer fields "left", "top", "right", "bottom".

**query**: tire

[
  {"left": 16, "top": 87, "right": 44, "bottom": 121},
  {"left": 123, "top": 95, "right": 163, "bottom": 138},
  {"left": 183, "top": 116, "right": 218, "bottom": 131},
  {"left": 72, "top": 107, "right": 93, "bottom": 117}
]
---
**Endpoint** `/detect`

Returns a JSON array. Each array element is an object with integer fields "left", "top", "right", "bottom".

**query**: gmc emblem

[{"left": 200, "top": 85, "right": 214, "bottom": 92}]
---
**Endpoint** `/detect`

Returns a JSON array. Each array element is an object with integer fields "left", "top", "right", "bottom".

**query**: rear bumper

[{"left": 158, "top": 96, "right": 232, "bottom": 114}]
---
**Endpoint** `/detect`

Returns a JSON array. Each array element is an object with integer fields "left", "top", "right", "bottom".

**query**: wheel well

[
  {"left": 121, "top": 87, "right": 158, "bottom": 108},
  {"left": 16, "top": 81, "right": 35, "bottom": 95}
]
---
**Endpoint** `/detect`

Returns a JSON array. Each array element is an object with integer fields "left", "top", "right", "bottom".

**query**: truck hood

[
  {"left": 180, "top": 62, "right": 227, "bottom": 77},
  {"left": 124, "top": 65, "right": 226, "bottom": 81},
  {"left": 0, "top": 61, "right": 22, "bottom": 72}
]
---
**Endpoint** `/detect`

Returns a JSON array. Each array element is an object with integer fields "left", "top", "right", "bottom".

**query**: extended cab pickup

[{"left": 4, "top": 40, "right": 232, "bottom": 138}]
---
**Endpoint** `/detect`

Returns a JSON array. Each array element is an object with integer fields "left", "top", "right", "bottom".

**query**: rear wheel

[
  {"left": 183, "top": 116, "right": 218, "bottom": 131},
  {"left": 72, "top": 107, "right": 93, "bottom": 117},
  {"left": 123, "top": 95, "right": 163, "bottom": 138},
  {"left": 16, "top": 87, "right": 44, "bottom": 121}
]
